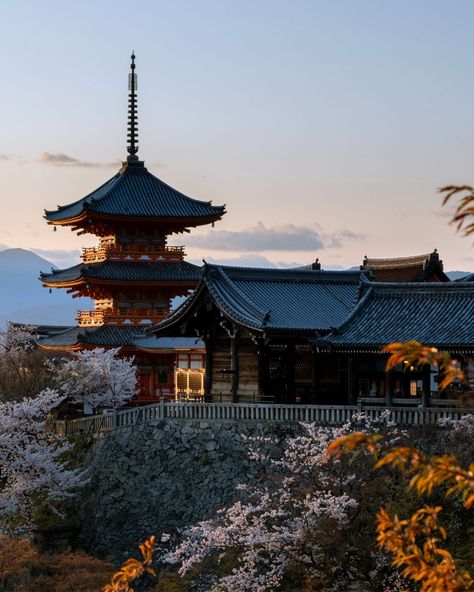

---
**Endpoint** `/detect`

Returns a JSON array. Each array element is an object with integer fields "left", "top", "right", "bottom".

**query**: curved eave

[
  {"left": 41, "top": 277, "right": 198, "bottom": 289},
  {"left": 38, "top": 341, "right": 83, "bottom": 351},
  {"left": 152, "top": 283, "right": 320, "bottom": 337},
  {"left": 45, "top": 208, "right": 226, "bottom": 228},
  {"left": 318, "top": 343, "right": 474, "bottom": 355}
]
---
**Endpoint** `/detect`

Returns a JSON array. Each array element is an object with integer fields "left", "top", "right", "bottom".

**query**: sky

[{"left": 1, "top": 0, "right": 474, "bottom": 271}]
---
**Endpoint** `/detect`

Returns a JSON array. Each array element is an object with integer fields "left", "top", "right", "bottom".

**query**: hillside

[{"left": 0, "top": 248, "right": 90, "bottom": 328}]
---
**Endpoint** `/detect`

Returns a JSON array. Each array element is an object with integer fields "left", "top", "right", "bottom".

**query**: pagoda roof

[
  {"left": 37, "top": 325, "right": 204, "bottom": 350},
  {"left": 40, "top": 260, "right": 201, "bottom": 287},
  {"left": 44, "top": 158, "right": 226, "bottom": 226},
  {"left": 361, "top": 250, "right": 449, "bottom": 282},
  {"left": 154, "top": 265, "right": 367, "bottom": 334},
  {"left": 321, "top": 281, "right": 474, "bottom": 352}
]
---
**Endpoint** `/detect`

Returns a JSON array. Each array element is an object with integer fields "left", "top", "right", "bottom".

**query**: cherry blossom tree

[
  {"left": 0, "top": 387, "right": 85, "bottom": 534},
  {"left": 0, "top": 324, "right": 54, "bottom": 402},
  {"left": 51, "top": 348, "right": 138, "bottom": 411},
  {"left": 165, "top": 414, "right": 407, "bottom": 592}
]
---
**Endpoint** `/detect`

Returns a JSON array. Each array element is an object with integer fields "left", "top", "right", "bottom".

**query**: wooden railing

[
  {"left": 52, "top": 402, "right": 473, "bottom": 437},
  {"left": 82, "top": 244, "right": 185, "bottom": 263},
  {"left": 77, "top": 308, "right": 168, "bottom": 327}
]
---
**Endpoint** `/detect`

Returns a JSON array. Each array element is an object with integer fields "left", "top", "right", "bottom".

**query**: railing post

[
  {"left": 160, "top": 398, "right": 166, "bottom": 421},
  {"left": 112, "top": 409, "right": 118, "bottom": 429}
]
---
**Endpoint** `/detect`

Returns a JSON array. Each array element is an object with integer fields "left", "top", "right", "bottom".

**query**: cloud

[
  {"left": 186, "top": 222, "right": 363, "bottom": 252},
  {"left": 38, "top": 152, "right": 120, "bottom": 168},
  {"left": 324, "top": 229, "right": 366, "bottom": 249},
  {"left": 0, "top": 154, "right": 10, "bottom": 161}
]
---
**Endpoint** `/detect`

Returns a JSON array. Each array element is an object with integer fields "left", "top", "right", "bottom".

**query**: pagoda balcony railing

[
  {"left": 77, "top": 308, "right": 169, "bottom": 327},
  {"left": 81, "top": 245, "right": 185, "bottom": 263}
]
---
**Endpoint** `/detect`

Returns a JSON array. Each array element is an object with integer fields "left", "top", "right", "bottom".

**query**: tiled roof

[
  {"left": 364, "top": 254, "right": 431, "bottom": 269},
  {"left": 361, "top": 251, "right": 449, "bottom": 282},
  {"left": 40, "top": 260, "right": 201, "bottom": 285},
  {"left": 133, "top": 336, "right": 204, "bottom": 351},
  {"left": 38, "top": 325, "right": 205, "bottom": 349},
  {"left": 44, "top": 159, "right": 225, "bottom": 224},
  {"left": 322, "top": 282, "right": 474, "bottom": 350},
  {"left": 155, "top": 264, "right": 366, "bottom": 334}
]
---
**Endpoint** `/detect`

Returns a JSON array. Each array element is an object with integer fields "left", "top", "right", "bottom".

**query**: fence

[{"left": 52, "top": 401, "right": 473, "bottom": 437}]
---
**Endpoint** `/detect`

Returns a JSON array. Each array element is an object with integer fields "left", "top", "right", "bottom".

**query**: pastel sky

[{"left": 1, "top": 0, "right": 474, "bottom": 271}]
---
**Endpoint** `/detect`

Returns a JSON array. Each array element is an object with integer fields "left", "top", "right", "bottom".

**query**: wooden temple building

[
  {"left": 146, "top": 263, "right": 474, "bottom": 407},
  {"left": 360, "top": 250, "right": 449, "bottom": 282},
  {"left": 34, "top": 55, "right": 473, "bottom": 409},
  {"left": 38, "top": 54, "right": 225, "bottom": 402}
]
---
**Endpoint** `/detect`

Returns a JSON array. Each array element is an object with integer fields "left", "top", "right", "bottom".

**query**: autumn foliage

[
  {"left": 440, "top": 185, "right": 474, "bottom": 237},
  {"left": 103, "top": 535, "right": 156, "bottom": 592},
  {"left": 384, "top": 341, "right": 464, "bottom": 390},
  {"left": 328, "top": 430, "right": 474, "bottom": 591}
]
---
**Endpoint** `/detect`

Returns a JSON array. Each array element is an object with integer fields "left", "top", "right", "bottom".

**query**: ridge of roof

[
  {"left": 361, "top": 280, "right": 474, "bottom": 293},
  {"left": 44, "top": 160, "right": 226, "bottom": 223},
  {"left": 363, "top": 253, "right": 430, "bottom": 267},
  {"left": 321, "top": 279, "right": 474, "bottom": 349},
  {"left": 324, "top": 286, "right": 375, "bottom": 337},
  {"left": 45, "top": 172, "right": 122, "bottom": 216},
  {"left": 205, "top": 266, "right": 268, "bottom": 328},
  {"left": 203, "top": 263, "right": 365, "bottom": 283}
]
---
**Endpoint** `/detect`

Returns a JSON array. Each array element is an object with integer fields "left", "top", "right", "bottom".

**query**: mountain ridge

[{"left": 0, "top": 248, "right": 90, "bottom": 328}]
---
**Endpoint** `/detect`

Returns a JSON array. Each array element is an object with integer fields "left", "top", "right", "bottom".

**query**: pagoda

[{"left": 39, "top": 54, "right": 226, "bottom": 401}]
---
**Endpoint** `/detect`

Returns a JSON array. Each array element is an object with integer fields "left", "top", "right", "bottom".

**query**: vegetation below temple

[{"left": 72, "top": 417, "right": 473, "bottom": 590}]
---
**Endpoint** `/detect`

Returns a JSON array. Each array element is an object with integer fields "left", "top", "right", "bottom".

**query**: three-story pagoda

[{"left": 39, "top": 54, "right": 225, "bottom": 400}]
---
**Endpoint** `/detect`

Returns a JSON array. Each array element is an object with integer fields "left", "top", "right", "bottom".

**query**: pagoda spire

[{"left": 127, "top": 52, "right": 139, "bottom": 158}]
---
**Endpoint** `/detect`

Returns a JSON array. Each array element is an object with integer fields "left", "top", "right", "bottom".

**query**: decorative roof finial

[{"left": 127, "top": 52, "right": 139, "bottom": 158}]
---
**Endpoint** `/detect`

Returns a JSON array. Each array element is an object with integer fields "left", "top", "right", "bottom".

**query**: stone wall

[{"left": 78, "top": 419, "right": 300, "bottom": 558}]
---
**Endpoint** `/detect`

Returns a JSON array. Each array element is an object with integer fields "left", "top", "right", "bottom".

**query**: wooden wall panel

[
  {"left": 237, "top": 339, "right": 259, "bottom": 402},
  {"left": 211, "top": 337, "right": 231, "bottom": 399}
]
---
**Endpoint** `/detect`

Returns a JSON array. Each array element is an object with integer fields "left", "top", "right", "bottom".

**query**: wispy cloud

[
  {"left": 38, "top": 152, "right": 120, "bottom": 168},
  {"left": 186, "top": 222, "right": 364, "bottom": 252}
]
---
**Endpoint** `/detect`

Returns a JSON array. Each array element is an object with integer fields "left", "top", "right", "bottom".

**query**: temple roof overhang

[
  {"left": 361, "top": 250, "right": 449, "bottom": 282},
  {"left": 133, "top": 335, "right": 204, "bottom": 352},
  {"left": 150, "top": 265, "right": 368, "bottom": 337},
  {"left": 40, "top": 260, "right": 201, "bottom": 288},
  {"left": 319, "top": 281, "right": 474, "bottom": 352},
  {"left": 44, "top": 159, "right": 225, "bottom": 228},
  {"left": 37, "top": 324, "right": 204, "bottom": 351}
]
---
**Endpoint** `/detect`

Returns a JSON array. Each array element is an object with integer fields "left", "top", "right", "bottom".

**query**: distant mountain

[
  {"left": 446, "top": 270, "right": 471, "bottom": 281},
  {"left": 0, "top": 248, "right": 90, "bottom": 328}
]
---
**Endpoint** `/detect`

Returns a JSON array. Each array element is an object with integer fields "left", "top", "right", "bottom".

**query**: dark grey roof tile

[
  {"left": 45, "top": 160, "right": 225, "bottom": 223},
  {"left": 40, "top": 261, "right": 201, "bottom": 284}
]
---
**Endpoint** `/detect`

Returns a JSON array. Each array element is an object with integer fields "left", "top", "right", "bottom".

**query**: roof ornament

[{"left": 127, "top": 52, "right": 139, "bottom": 159}]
